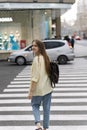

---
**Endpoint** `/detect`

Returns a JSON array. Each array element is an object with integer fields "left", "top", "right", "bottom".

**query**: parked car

[{"left": 8, "top": 39, "right": 75, "bottom": 65}]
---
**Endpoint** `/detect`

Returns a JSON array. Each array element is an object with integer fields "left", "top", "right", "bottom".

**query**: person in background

[
  {"left": 70, "top": 35, "right": 75, "bottom": 49},
  {"left": 64, "top": 35, "right": 71, "bottom": 43},
  {"left": 28, "top": 39, "right": 53, "bottom": 130},
  {"left": 64, "top": 35, "right": 72, "bottom": 47}
]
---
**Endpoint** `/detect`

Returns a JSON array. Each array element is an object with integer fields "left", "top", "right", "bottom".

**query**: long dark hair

[{"left": 32, "top": 39, "right": 50, "bottom": 76}]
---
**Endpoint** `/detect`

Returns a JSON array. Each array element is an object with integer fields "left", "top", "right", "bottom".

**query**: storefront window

[{"left": 0, "top": 9, "right": 60, "bottom": 51}]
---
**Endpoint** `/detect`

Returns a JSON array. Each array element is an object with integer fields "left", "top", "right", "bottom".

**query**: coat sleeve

[{"left": 31, "top": 57, "right": 40, "bottom": 82}]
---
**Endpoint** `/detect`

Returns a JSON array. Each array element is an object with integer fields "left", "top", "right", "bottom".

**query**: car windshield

[{"left": 24, "top": 44, "right": 32, "bottom": 51}]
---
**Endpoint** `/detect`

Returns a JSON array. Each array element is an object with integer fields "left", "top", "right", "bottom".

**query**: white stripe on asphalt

[
  {"left": 51, "top": 93, "right": 87, "bottom": 96},
  {"left": 14, "top": 77, "right": 87, "bottom": 81},
  {"left": 53, "top": 88, "right": 87, "bottom": 91},
  {"left": 59, "top": 77, "right": 87, "bottom": 80},
  {"left": 1, "top": 115, "right": 87, "bottom": 121},
  {"left": 16, "top": 75, "right": 31, "bottom": 77},
  {"left": 19, "top": 72, "right": 30, "bottom": 74},
  {"left": 1, "top": 92, "right": 87, "bottom": 97},
  {"left": 0, "top": 98, "right": 87, "bottom": 104},
  {"left": 7, "top": 84, "right": 87, "bottom": 87},
  {"left": 11, "top": 81, "right": 30, "bottom": 84},
  {"left": 56, "top": 84, "right": 87, "bottom": 87},
  {"left": 3, "top": 86, "right": 87, "bottom": 92},
  {"left": 0, "top": 99, "right": 57, "bottom": 104},
  {"left": 0, "top": 106, "right": 58, "bottom": 111},
  {"left": 0, "top": 94, "right": 27, "bottom": 97},
  {"left": 7, "top": 84, "right": 29, "bottom": 88},
  {"left": 60, "top": 74, "right": 87, "bottom": 76},
  {"left": 14, "top": 78, "right": 31, "bottom": 80},
  {"left": 10, "top": 80, "right": 87, "bottom": 84},
  {"left": 3, "top": 89, "right": 29, "bottom": 92},
  {"left": 0, "top": 126, "right": 71, "bottom": 130},
  {"left": 1, "top": 106, "right": 87, "bottom": 111},
  {"left": 16, "top": 74, "right": 87, "bottom": 78},
  {"left": 60, "top": 72, "right": 87, "bottom": 74},
  {"left": 3, "top": 88, "right": 87, "bottom": 92},
  {"left": 59, "top": 80, "right": 87, "bottom": 83}
]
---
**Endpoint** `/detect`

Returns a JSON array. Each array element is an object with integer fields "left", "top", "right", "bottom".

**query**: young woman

[{"left": 28, "top": 39, "right": 53, "bottom": 130}]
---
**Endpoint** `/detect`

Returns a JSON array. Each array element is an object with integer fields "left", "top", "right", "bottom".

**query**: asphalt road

[
  {"left": 0, "top": 61, "right": 25, "bottom": 93},
  {"left": 1, "top": 58, "right": 87, "bottom": 130}
]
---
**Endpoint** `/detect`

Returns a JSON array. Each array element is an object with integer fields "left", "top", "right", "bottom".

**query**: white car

[{"left": 8, "top": 39, "right": 75, "bottom": 65}]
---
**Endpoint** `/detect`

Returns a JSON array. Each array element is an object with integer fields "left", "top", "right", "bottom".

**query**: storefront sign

[{"left": 0, "top": 17, "right": 13, "bottom": 22}]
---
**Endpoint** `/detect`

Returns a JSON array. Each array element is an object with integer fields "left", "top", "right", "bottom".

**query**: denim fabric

[{"left": 31, "top": 92, "right": 52, "bottom": 129}]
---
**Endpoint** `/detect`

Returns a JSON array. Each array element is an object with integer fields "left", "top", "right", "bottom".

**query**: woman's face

[{"left": 32, "top": 41, "right": 39, "bottom": 55}]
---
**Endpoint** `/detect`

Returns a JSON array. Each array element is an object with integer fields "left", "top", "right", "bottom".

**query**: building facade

[
  {"left": 0, "top": 0, "right": 75, "bottom": 50},
  {"left": 77, "top": 0, "right": 87, "bottom": 38}
]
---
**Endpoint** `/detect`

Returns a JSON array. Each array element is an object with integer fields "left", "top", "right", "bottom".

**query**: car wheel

[
  {"left": 16, "top": 57, "right": 26, "bottom": 65},
  {"left": 58, "top": 55, "right": 67, "bottom": 64}
]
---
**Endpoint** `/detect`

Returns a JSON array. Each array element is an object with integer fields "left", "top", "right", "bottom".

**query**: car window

[
  {"left": 43, "top": 41, "right": 65, "bottom": 49},
  {"left": 25, "top": 45, "right": 32, "bottom": 51}
]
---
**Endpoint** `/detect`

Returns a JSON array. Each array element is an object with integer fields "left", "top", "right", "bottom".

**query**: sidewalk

[
  {"left": 0, "top": 50, "right": 12, "bottom": 61},
  {"left": 74, "top": 43, "right": 87, "bottom": 58}
]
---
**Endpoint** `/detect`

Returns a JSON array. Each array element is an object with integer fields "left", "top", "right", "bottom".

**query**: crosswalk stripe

[
  {"left": 0, "top": 98, "right": 87, "bottom": 104},
  {"left": 0, "top": 99, "right": 57, "bottom": 103},
  {"left": 3, "top": 89, "right": 29, "bottom": 92},
  {"left": 7, "top": 85, "right": 29, "bottom": 88},
  {"left": 59, "top": 80, "right": 87, "bottom": 83},
  {"left": 7, "top": 84, "right": 87, "bottom": 88},
  {"left": 3, "top": 88, "right": 87, "bottom": 92},
  {"left": 60, "top": 75, "right": 87, "bottom": 77},
  {"left": 56, "top": 84, "right": 87, "bottom": 87},
  {"left": 1, "top": 114, "right": 87, "bottom": 121},
  {"left": 0, "top": 126, "right": 87, "bottom": 130},
  {"left": 60, "top": 76, "right": 87, "bottom": 80},
  {"left": 14, "top": 78, "right": 31, "bottom": 80},
  {"left": 1, "top": 59, "right": 87, "bottom": 128},
  {"left": 18, "top": 72, "right": 30, "bottom": 75},
  {"left": 0, "top": 106, "right": 58, "bottom": 111},
  {"left": 16, "top": 75, "right": 31, "bottom": 78},
  {"left": 54, "top": 88, "right": 87, "bottom": 91},
  {"left": 0, "top": 94, "right": 27, "bottom": 97},
  {"left": 60, "top": 71, "right": 87, "bottom": 75},
  {"left": 14, "top": 77, "right": 87, "bottom": 80},
  {"left": 1, "top": 92, "right": 87, "bottom": 97},
  {"left": 10, "top": 80, "right": 87, "bottom": 84},
  {"left": 0, "top": 106, "right": 87, "bottom": 111},
  {"left": 4, "top": 88, "right": 87, "bottom": 91},
  {"left": 16, "top": 74, "right": 87, "bottom": 77},
  {"left": 10, "top": 81, "right": 30, "bottom": 84}
]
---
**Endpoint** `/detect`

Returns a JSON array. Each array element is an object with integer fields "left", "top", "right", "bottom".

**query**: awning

[{"left": 0, "top": 3, "right": 72, "bottom": 10}]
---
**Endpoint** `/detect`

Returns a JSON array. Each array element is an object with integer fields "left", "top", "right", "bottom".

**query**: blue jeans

[{"left": 31, "top": 92, "right": 52, "bottom": 129}]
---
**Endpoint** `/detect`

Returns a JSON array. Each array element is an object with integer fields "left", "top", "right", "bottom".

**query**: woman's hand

[
  {"left": 28, "top": 81, "right": 36, "bottom": 99},
  {"left": 28, "top": 92, "right": 32, "bottom": 99}
]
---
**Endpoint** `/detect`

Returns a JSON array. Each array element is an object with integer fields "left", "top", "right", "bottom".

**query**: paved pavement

[
  {"left": 74, "top": 40, "right": 87, "bottom": 57},
  {"left": 0, "top": 58, "right": 87, "bottom": 130}
]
